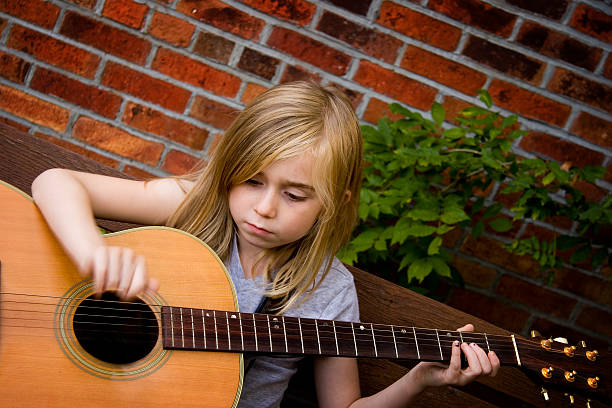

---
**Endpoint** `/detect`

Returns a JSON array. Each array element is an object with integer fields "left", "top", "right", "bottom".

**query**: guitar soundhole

[{"left": 73, "top": 292, "right": 159, "bottom": 365}]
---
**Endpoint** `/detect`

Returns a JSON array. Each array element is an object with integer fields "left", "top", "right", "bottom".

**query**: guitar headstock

[{"left": 516, "top": 331, "right": 611, "bottom": 406}]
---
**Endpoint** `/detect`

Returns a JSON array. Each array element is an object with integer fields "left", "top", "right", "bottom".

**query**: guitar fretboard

[{"left": 160, "top": 306, "right": 519, "bottom": 364}]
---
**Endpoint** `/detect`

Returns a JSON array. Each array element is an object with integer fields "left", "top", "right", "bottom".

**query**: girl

[{"left": 32, "top": 81, "right": 499, "bottom": 407}]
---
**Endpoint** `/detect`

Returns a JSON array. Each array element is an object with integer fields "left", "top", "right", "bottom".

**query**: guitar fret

[
  {"left": 180, "top": 307, "right": 185, "bottom": 348},
  {"left": 213, "top": 310, "right": 218, "bottom": 349},
  {"left": 282, "top": 316, "right": 288, "bottom": 353},
  {"left": 351, "top": 322, "right": 358, "bottom": 356},
  {"left": 253, "top": 314, "right": 258, "bottom": 352},
  {"left": 435, "top": 329, "right": 443, "bottom": 360},
  {"left": 298, "top": 317, "right": 304, "bottom": 354},
  {"left": 391, "top": 326, "right": 398, "bottom": 358},
  {"left": 484, "top": 333, "right": 490, "bottom": 353},
  {"left": 170, "top": 307, "right": 175, "bottom": 348},
  {"left": 225, "top": 312, "right": 231, "bottom": 350},
  {"left": 333, "top": 321, "right": 339, "bottom": 355},
  {"left": 267, "top": 315, "right": 273, "bottom": 352},
  {"left": 190, "top": 308, "right": 195, "bottom": 348},
  {"left": 459, "top": 331, "right": 464, "bottom": 343},
  {"left": 413, "top": 327, "right": 420, "bottom": 359},
  {"left": 239, "top": 313, "right": 244, "bottom": 351},
  {"left": 315, "top": 319, "right": 321, "bottom": 355},
  {"left": 202, "top": 311, "right": 206, "bottom": 349},
  {"left": 370, "top": 324, "right": 378, "bottom": 357}
]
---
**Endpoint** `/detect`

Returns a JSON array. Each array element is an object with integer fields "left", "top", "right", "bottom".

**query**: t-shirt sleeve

[{"left": 316, "top": 267, "right": 360, "bottom": 323}]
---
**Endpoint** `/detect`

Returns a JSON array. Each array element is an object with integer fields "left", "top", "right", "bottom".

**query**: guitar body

[{"left": 0, "top": 181, "right": 242, "bottom": 407}]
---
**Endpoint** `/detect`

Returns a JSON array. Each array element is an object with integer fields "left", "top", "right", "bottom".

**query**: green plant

[{"left": 339, "top": 91, "right": 611, "bottom": 292}]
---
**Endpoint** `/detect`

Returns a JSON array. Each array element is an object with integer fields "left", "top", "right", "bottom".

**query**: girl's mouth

[{"left": 246, "top": 222, "right": 271, "bottom": 235}]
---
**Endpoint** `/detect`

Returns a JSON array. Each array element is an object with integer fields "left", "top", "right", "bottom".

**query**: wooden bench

[{"left": 0, "top": 122, "right": 596, "bottom": 408}]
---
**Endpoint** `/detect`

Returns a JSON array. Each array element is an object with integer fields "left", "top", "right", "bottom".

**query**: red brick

[
  {"left": 65, "top": 0, "right": 96, "bottom": 8},
  {"left": 442, "top": 96, "right": 472, "bottom": 123},
  {"left": 363, "top": 98, "right": 403, "bottom": 124},
  {"left": 354, "top": 60, "right": 437, "bottom": 111},
  {"left": 176, "top": 0, "right": 264, "bottom": 40},
  {"left": 190, "top": 96, "right": 237, "bottom": 129},
  {"left": 0, "top": 117, "right": 29, "bottom": 132},
  {"left": 519, "top": 131, "right": 604, "bottom": 167},
  {"left": 193, "top": 32, "right": 234, "bottom": 64},
  {"left": 101, "top": 62, "right": 190, "bottom": 113},
  {"left": 60, "top": 12, "right": 151, "bottom": 65},
  {"left": 570, "top": 112, "right": 612, "bottom": 149},
  {"left": 604, "top": 54, "right": 612, "bottom": 80},
  {"left": 521, "top": 223, "right": 570, "bottom": 243},
  {"left": 553, "top": 268, "right": 612, "bottom": 308},
  {"left": 280, "top": 65, "right": 321, "bottom": 83},
  {"left": 31, "top": 68, "right": 122, "bottom": 119},
  {"left": 0, "top": 84, "right": 69, "bottom": 132},
  {"left": 238, "top": 48, "right": 280, "bottom": 80},
  {"left": 241, "top": 83, "right": 268, "bottom": 105},
  {"left": 102, "top": 0, "right": 148, "bottom": 29},
  {"left": 0, "top": 51, "right": 30, "bottom": 83},
  {"left": 162, "top": 150, "right": 201, "bottom": 175},
  {"left": 148, "top": 12, "right": 195, "bottom": 47},
  {"left": 461, "top": 234, "right": 541, "bottom": 278},
  {"left": 573, "top": 180, "right": 608, "bottom": 203},
  {"left": 569, "top": 4, "right": 612, "bottom": 44},
  {"left": 152, "top": 48, "right": 241, "bottom": 97},
  {"left": 237, "top": 0, "right": 315, "bottom": 26},
  {"left": 73, "top": 117, "right": 163, "bottom": 165},
  {"left": 489, "top": 79, "right": 571, "bottom": 127},
  {"left": 123, "top": 102, "right": 209, "bottom": 150},
  {"left": 35, "top": 132, "right": 120, "bottom": 169},
  {"left": 0, "top": 18, "right": 6, "bottom": 32},
  {"left": 0, "top": 0, "right": 59, "bottom": 29},
  {"left": 267, "top": 27, "right": 351, "bottom": 76},
  {"left": 452, "top": 256, "right": 497, "bottom": 288},
  {"left": 428, "top": 0, "right": 517, "bottom": 38},
  {"left": 505, "top": 0, "right": 568, "bottom": 20},
  {"left": 447, "top": 288, "right": 530, "bottom": 332},
  {"left": 326, "top": 0, "right": 372, "bottom": 16},
  {"left": 548, "top": 68, "right": 612, "bottom": 114},
  {"left": 329, "top": 83, "right": 363, "bottom": 110},
  {"left": 496, "top": 275, "right": 577, "bottom": 319},
  {"left": 7, "top": 25, "right": 100, "bottom": 79},
  {"left": 122, "top": 165, "right": 156, "bottom": 179},
  {"left": 463, "top": 36, "right": 544, "bottom": 84},
  {"left": 605, "top": 163, "right": 612, "bottom": 184},
  {"left": 517, "top": 21, "right": 601, "bottom": 72},
  {"left": 576, "top": 305, "right": 612, "bottom": 338},
  {"left": 401, "top": 45, "right": 486, "bottom": 96},
  {"left": 377, "top": 1, "right": 461, "bottom": 51},
  {"left": 317, "top": 11, "right": 402, "bottom": 64}
]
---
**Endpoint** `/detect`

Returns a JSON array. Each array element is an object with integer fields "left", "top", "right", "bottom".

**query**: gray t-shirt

[{"left": 226, "top": 241, "right": 360, "bottom": 408}]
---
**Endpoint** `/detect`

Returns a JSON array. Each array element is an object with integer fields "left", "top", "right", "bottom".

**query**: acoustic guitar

[{"left": 0, "top": 180, "right": 609, "bottom": 407}]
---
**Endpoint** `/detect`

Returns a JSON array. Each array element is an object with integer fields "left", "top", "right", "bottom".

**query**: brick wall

[{"left": 0, "top": 0, "right": 610, "bottom": 348}]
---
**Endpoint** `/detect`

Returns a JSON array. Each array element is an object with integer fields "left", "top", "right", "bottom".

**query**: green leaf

[
  {"left": 472, "top": 220, "right": 485, "bottom": 238},
  {"left": 570, "top": 244, "right": 591, "bottom": 264},
  {"left": 405, "top": 222, "right": 438, "bottom": 237},
  {"left": 408, "top": 258, "right": 433, "bottom": 283},
  {"left": 431, "top": 102, "right": 445, "bottom": 126},
  {"left": 542, "top": 172, "right": 555, "bottom": 186},
  {"left": 592, "top": 247, "right": 609, "bottom": 268},
  {"left": 488, "top": 218, "right": 513, "bottom": 232},
  {"left": 430, "top": 256, "right": 451, "bottom": 278},
  {"left": 428, "top": 236, "right": 443, "bottom": 255},
  {"left": 556, "top": 235, "right": 585, "bottom": 250},
  {"left": 436, "top": 224, "right": 455, "bottom": 235},
  {"left": 478, "top": 90, "right": 493, "bottom": 108},
  {"left": 482, "top": 203, "right": 503, "bottom": 220},
  {"left": 443, "top": 127, "right": 466, "bottom": 140},
  {"left": 351, "top": 229, "right": 381, "bottom": 252},
  {"left": 501, "top": 115, "right": 517, "bottom": 129},
  {"left": 440, "top": 207, "right": 470, "bottom": 224}
]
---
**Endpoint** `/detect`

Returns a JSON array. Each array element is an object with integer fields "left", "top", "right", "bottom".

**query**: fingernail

[
  {"left": 471, "top": 343, "right": 477, "bottom": 347},
  {"left": 454, "top": 340, "right": 459, "bottom": 347}
]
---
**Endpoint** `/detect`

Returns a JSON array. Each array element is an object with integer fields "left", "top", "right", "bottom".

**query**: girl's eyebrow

[{"left": 286, "top": 181, "right": 314, "bottom": 191}]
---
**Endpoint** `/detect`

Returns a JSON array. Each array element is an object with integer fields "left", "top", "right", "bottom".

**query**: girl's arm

[
  {"left": 31, "top": 169, "right": 190, "bottom": 298},
  {"left": 314, "top": 324, "right": 500, "bottom": 408}
]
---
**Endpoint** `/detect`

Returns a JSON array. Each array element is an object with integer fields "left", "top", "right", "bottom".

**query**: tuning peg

[
  {"left": 580, "top": 340, "right": 587, "bottom": 348},
  {"left": 554, "top": 337, "right": 569, "bottom": 344},
  {"left": 541, "top": 367, "right": 554, "bottom": 379},
  {"left": 586, "top": 350, "right": 599, "bottom": 361},
  {"left": 541, "top": 338, "right": 553, "bottom": 350},
  {"left": 564, "top": 393, "right": 575, "bottom": 404},
  {"left": 565, "top": 370, "right": 577, "bottom": 382},
  {"left": 531, "top": 330, "right": 541, "bottom": 338},
  {"left": 587, "top": 376, "right": 599, "bottom": 389},
  {"left": 540, "top": 387, "right": 550, "bottom": 401}
]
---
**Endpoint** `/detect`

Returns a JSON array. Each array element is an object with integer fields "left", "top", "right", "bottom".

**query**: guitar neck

[{"left": 161, "top": 306, "right": 521, "bottom": 365}]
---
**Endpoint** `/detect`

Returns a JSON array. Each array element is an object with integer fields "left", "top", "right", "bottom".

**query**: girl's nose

[{"left": 254, "top": 189, "right": 277, "bottom": 218}]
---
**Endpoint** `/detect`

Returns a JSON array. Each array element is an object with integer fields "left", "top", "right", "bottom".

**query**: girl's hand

[
  {"left": 82, "top": 246, "right": 160, "bottom": 300},
  {"left": 411, "top": 324, "right": 500, "bottom": 388}
]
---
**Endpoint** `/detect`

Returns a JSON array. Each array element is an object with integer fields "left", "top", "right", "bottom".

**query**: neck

[{"left": 161, "top": 306, "right": 520, "bottom": 366}]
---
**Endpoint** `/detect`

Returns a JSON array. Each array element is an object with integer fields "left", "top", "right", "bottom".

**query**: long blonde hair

[{"left": 167, "top": 81, "right": 363, "bottom": 313}]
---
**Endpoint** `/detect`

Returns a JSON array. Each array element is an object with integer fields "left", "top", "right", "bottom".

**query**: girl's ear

[{"left": 343, "top": 190, "right": 351, "bottom": 205}]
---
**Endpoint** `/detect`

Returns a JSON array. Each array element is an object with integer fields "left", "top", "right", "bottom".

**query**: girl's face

[{"left": 229, "top": 154, "right": 322, "bottom": 257}]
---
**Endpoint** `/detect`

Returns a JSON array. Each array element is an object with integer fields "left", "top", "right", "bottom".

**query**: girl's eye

[
  {"left": 245, "top": 179, "right": 260, "bottom": 185},
  {"left": 286, "top": 192, "right": 306, "bottom": 202}
]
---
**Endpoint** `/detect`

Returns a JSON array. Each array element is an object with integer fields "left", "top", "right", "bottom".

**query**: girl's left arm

[{"left": 314, "top": 324, "right": 500, "bottom": 408}]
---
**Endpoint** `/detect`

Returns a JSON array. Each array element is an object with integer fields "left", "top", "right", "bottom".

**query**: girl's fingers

[
  {"left": 460, "top": 343, "right": 482, "bottom": 379},
  {"left": 456, "top": 324, "right": 474, "bottom": 333},
  {"left": 488, "top": 351, "right": 500, "bottom": 377},
  {"left": 118, "top": 248, "right": 136, "bottom": 299},
  {"left": 92, "top": 247, "right": 108, "bottom": 295},
  {"left": 469, "top": 343, "right": 492, "bottom": 376},
  {"left": 105, "top": 246, "right": 121, "bottom": 291},
  {"left": 126, "top": 255, "right": 147, "bottom": 300}
]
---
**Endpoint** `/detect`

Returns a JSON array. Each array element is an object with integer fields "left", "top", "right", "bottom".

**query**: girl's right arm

[{"left": 31, "top": 169, "right": 190, "bottom": 298}]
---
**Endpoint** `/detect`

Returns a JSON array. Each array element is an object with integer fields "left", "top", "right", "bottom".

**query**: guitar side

[{"left": 0, "top": 181, "right": 243, "bottom": 407}]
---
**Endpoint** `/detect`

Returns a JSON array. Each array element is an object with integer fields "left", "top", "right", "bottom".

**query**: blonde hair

[{"left": 167, "top": 81, "right": 362, "bottom": 313}]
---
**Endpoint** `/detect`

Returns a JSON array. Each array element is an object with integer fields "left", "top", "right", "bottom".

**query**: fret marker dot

[
  {"left": 360, "top": 325, "right": 365, "bottom": 330},
  {"left": 401, "top": 329, "right": 406, "bottom": 333},
  {"left": 231, "top": 314, "right": 237, "bottom": 319},
  {"left": 274, "top": 325, "right": 279, "bottom": 329},
  {"left": 206, "top": 313, "right": 210, "bottom": 317}
]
